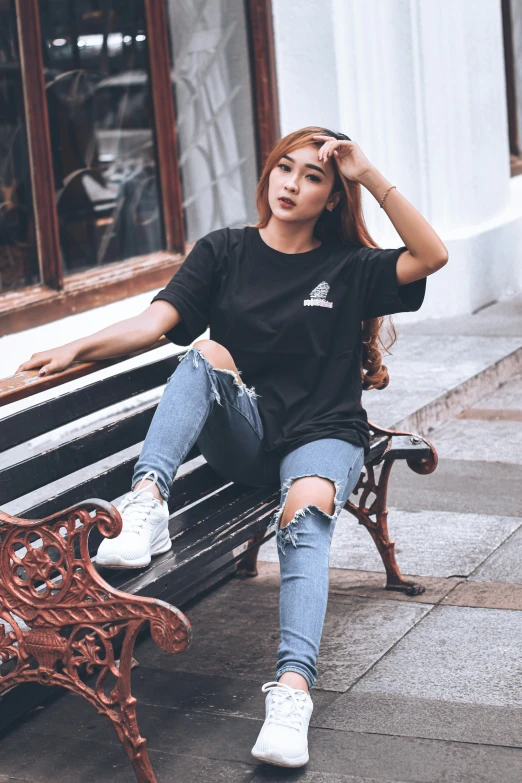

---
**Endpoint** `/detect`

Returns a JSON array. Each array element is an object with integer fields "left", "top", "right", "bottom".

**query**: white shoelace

[
  {"left": 262, "top": 681, "right": 309, "bottom": 731},
  {"left": 116, "top": 470, "right": 162, "bottom": 535}
]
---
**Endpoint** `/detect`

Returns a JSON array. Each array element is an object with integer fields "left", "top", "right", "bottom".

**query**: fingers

[
  {"left": 39, "top": 362, "right": 58, "bottom": 377},
  {"left": 311, "top": 134, "right": 353, "bottom": 162},
  {"left": 16, "top": 356, "right": 44, "bottom": 373},
  {"left": 319, "top": 139, "right": 349, "bottom": 162},
  {"left": 16, "top": 355, "right": 57, "bottom": 376}
]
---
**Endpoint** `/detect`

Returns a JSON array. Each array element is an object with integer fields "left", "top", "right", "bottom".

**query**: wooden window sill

[{"left": 0, "top": 248, "right": 194, "bottom": 337}]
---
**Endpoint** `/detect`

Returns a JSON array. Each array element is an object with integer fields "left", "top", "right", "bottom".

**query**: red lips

[{"left": 279, "top": 197, "right": 296, "bottom": 206}]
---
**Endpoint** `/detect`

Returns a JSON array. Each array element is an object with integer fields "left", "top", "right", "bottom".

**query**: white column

[{"left": 331, "top": 0, "right": 521, "bottom": 319}]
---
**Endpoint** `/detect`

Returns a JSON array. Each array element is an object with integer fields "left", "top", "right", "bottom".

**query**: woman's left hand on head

[{"left": 311, "top": 135, "right": 374, "bottom": 183}]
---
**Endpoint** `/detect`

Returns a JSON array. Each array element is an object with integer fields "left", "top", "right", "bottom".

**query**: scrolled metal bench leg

[
  {"left": 345, "top": 460, "right": 425, "bottom": 597},
  {"left": 235, "top": 529, "right": 266, "bottom": 578},
  {"left": 92, "top": 620, "right": 159, "bottom": 783}
]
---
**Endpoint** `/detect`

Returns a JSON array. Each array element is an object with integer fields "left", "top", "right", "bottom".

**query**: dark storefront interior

[{"left": 0, "top": 0, "right": 279, "bottom": 333}]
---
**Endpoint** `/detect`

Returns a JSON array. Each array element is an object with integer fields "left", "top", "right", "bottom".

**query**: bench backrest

[
  {"left": 0, "top": 350, "right": 209, "bottom": 520},
  {"left": 0, "top": 344, "right": 393, "bottom": 525}
]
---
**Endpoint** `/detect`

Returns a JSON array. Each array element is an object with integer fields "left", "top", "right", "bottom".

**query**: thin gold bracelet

[{"left": 379, "top": 185, "right": 397, "bottom": 209}]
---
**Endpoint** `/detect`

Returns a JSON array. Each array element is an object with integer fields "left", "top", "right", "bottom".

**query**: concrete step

[{"left": 363, "top": 293, "right": 522, "bottom": 435}]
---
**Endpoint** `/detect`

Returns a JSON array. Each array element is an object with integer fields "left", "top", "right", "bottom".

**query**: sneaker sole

[
  {"left": 251, "top": 748, "right": 309, "bottom": 767},
  {"left": 96, "top": 538, "right": 172, "bottom": 569}
]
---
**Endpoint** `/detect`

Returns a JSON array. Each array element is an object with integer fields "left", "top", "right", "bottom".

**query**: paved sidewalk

[{"left": 0, "top": 297, "right": 521, "bottom": 782}]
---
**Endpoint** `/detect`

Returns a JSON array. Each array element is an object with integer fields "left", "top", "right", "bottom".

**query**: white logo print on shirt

[{"left": 303, "top": 281, "right": 333, "bottom": 308}]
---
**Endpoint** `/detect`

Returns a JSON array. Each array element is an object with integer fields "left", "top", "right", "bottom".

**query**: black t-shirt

[{"left": 152, "top": 225, "right": 426, "bottom": 458}]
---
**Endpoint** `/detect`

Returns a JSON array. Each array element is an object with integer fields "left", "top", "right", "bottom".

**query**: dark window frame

[
  {"left": 1, "top": 0, "right": 279, "bottom": 337},
  {"left": 502, "top": 0, "right": 522, "bottom": 176}
]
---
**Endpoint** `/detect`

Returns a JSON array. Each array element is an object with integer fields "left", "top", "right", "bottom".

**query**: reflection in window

[
  {"left": 39, "top": 0, "right": 164, "bottom": 275},
  {"left": 0, "top": 1, "right": 39, "bottom": 294},
  {"left": 166, "top": 0, "right": 258, "bottom": 241}
]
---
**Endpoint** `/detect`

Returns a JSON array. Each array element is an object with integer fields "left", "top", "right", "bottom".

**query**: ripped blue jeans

[{"left": 132, "top": 345, "right": 365, "bottom": 690}]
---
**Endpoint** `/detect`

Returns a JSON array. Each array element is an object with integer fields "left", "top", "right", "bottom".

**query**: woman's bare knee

[
  {"left": 193, "top": 339, "right": 242, "bottom": 384},
  {"left": 279, "top": 476, "right": 336, "bottom": 528}
]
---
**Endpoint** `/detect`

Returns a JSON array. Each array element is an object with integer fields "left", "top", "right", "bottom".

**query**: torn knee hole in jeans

[
  {"left": 178, "top": 346, "right": 259, "bottom": 405},
  {"left": 272, "top": 474, "right": 344, "bottom": 556}
]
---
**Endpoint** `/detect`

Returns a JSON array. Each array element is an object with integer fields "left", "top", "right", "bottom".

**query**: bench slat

[
  {"left": 5, "top": 430, "right": 412, "bottom": 515},
  {"left": 0, "top": 406, "right": 157, "bottom": 504},
  {"left": 87, "top": 464, "right": 248, "bottom": 557},
  {"left": 110, "top": 485, "right": 279, "bottom": 598},
  {"left": 100, "top": 483, "right": 271, "bottom": 592},
  {"left": 366, "top": 435, "right": 389, "bottom": 463},
  {"left": 17, "top": 443, "right": 202, "bottom": 519},
  {"left": 0, "top": 354, "right": 181, "bottom": 454}
]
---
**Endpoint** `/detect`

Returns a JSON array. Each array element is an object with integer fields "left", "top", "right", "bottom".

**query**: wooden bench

[{"left": 0, "top": 346, "right": 437, "bottom": 783}]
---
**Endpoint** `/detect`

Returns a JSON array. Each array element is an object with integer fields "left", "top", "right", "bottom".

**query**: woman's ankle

[
  {"left": 132, "top": 478, "right": 164, "bottom": 502},
  {"left": 278, "top": 671, "right": 309, "bottom": 693}
]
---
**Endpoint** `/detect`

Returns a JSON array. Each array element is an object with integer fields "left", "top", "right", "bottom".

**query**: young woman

[{"left": 17, "top": 126, "right": 448, "bottom": 768}]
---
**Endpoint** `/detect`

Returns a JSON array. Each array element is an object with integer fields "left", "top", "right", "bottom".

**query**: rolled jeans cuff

[{"left": 275, "top": 665, "right": 315, "bottom": 691}]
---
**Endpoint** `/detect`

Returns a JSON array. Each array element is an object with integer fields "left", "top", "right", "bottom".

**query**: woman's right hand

[
  {"left": 14, "top": 300, "right": 182, "bottom": 378},
  {"left": 16, "top": 345, "right": 78, "bottom": 377}
]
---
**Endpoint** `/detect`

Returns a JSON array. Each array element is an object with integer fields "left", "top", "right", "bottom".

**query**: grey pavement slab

[
  {"left": 387, "top": 458, "right": 522, "bottom": 518},
  {"left": 442, "top": 579, "right": 522, "bottom": 610},
  {"left": 428, "top": 418, "right": 522, "bottom": 464},
  {"left": 469, "top": 525, "right": 522, "bottom": 583},
  {"left": 0, "top": 777, "right": 33, "bottom": 782},
  {"left": 351, "top": 605, "right": 522, "bottom": 708},
  {"left": 136, "top": 571, "right": 431, "bottom": 693},
  {"left": 131, "top": 665, "right": 338, "bottom": 719},
  {"left": 258, "top": 507, "right": 521, "bottom": 579},
  {"left": 3, "top": 689, "right": 522, "bottom": 783},
  {"left": 251, "top": 776, "right": 415, "bottom": 783},
  {"left": 0, "top": 720, "right": 254, "bottom": 783},
  {"left": 253, "top": 775, "right": 413, "bottom": 783},
  {"left": 315, "top": 691, "right": 522, "bottom": 748},
  {"left": 309, "top": 594, "right": 430, "bottom": 691}
]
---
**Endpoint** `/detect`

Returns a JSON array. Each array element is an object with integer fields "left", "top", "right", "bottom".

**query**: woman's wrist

[
  {"left": 357, "top": 166, "right": 393, "bottom": 202},
  {"left": 73, "top": 337, "right": 97, "bottom": 362}
]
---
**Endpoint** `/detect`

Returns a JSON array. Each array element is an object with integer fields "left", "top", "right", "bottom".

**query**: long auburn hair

[{"left": 253, "top": 125, "right": 396, "bottom": 391}]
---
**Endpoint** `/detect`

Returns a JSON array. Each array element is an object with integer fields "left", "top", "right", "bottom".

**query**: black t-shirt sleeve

[
  {"left": 355, "top": 244, "right": 427, "bottom": 319},
  {"left": 151, "top": 237, "right": 218, "bottom": 345}
]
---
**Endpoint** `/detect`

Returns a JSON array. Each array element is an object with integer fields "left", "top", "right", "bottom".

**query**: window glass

[
  {"left": 0, "top": 1, "right": 40, "bottom": 294},
  {"left": 166, "top": 0, "right": 258, "bottom": 241},
  {"left": 39, "top": 0, "right": 164, "bottom": 274}
]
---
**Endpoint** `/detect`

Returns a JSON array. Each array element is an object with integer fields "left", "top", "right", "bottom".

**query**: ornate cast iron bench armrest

[{"left": 0, "top": 499, "right": 191, "bottom": 783}]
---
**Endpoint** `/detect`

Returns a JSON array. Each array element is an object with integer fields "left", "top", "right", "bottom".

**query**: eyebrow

[{"left": 282, "top": 154, "right": 326, "bottom": 176}]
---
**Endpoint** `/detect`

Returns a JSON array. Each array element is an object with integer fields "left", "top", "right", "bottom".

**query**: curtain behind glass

[{"left": 166, "top": 0, "right": 258, "bottom": 241}]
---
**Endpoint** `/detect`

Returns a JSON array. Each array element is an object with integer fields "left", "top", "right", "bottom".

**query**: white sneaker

[
  {"left": 96, "top": 471, "right": 171, "bottom": 568},
  {"left": 251, "top": 681, "right": 313, "bottom": 767}
]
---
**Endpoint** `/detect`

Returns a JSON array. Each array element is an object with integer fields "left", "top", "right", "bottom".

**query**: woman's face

[{"left": 268, "top": 143, "right": 340, "bottom": 223}]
